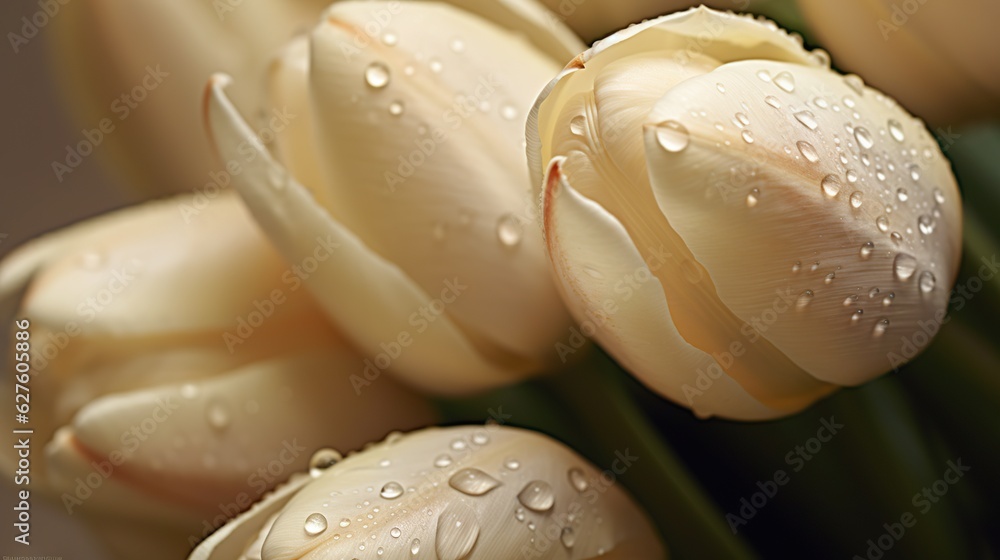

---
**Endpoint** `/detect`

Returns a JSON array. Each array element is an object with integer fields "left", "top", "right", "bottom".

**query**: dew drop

[
  {"left": 908, "top": 164, "right": 921, "bottom": 181},
  {"left": 859, "top": 241, "right": 874, "bottom": 259},
  {"left": 882, "top": 292, "right": 895, "bottom": 307},
  {"left": 846, "top": 169, "right": 859, "bottom": 183},
  {"left": 741, "top": 129, "right": 755, "bottom": 144},
  {"left": 850, "top": 191, "right": 864, "bottom": 209},
  {"left": 919, "top": 271, "right": 936, "bottom": 293},
  {"left": 435, "top": 503, "right": 479, "bottom": 560},
  {"left": 873, "top": 318, "right": 890, "bottom": 337},
  {"left": 365, "top": 62, "right": 390, "bottom": 89},
  {"left": 794, "top": 110, "right": 819, "bottom": 131},
  {"left": 381, "top": 32, "right": 398, "bottom": 46},
  {"left": 518, "top": 481, "right": 555, "bottom": 512},
  {"left": 735, "top": 112, "right": 750, "bottom": 126},
  {"left": 496, "top": 214, "right": 523, "bottom": 247},
  {"left": 844, "top": 74, "right": 865, "bottom": 95},
  {"left": 568, "top": 468, "right": 589, "bottom": 492},
  {"left": 792, "top": 261, "right": 802, "bottom": 273},
  {"left": 893, "top": 253, "right": 917, "bottom": 281},
  {"left": 561, "top": 527, "right": 577, "bottom": 548},
  {"left": 391, "top": 527, "right": 402, "bottom": 538},
  {"left": 433, "top": 454, "right": 453, "bottom": 469},
  {"left": 869, "top": 287, "right": 881, "bottom": 298},
  {"left": 821, "top": 174, "right": 842, "bottom": 198},
  {"left": 844, "top": 295, "right": 859, "bottom": 306},
  {"left": 515, "top": 507, "right": 525, "bottom": 522},
  {"left": 450, "top": 38, "right": 466, "bottom": 53},
  {"left": 824, "top": 272, "right": 836, "bottom": 284},
  {"left": 796, "top": 290, "right": 814, "bottom": 310},
  {"left": 876, "top": 216, "right": 890, "bottom": 233},
  {"left": 765, "top": 95, "right": 781, "bottom": 108},
  {"left": 746, "top": 188, "right": 760, "bottom": 208},
  {"left": 340, "top": 518, "right": 351, "bottom": 528},
  {"left": 918, "top": 214, "right": 936, "bottom": 235},
  {"left": 716, "top": 83, "right": 726, "bottom": 93},
  {"left": 500, "top": 104, "right": 518, "bottom": 121},
  {"left": 757, "top": 69, "right": 772, "bottom": 82},
  {"left": 773, "top": 71, "right": 796, "bottom": 92},
  {"left": 206, "top": 399, "right": 230, "bottom": 430},
  {"left": 851, "top": 308, "right": 864, "bottom": 322},
  {"left": 380, "top": 481, "right": 404, "bottom": 500},
  {"left": 450, "top": 439, "right": 467, "bottom": 451},
  {"left": 505, "top": 458, "right": 521, "bottom": 470},
  {"left": 797, "top": 140, "right": 819, "bottom": 163},
  {"left": 448, "top": 468, "right": 501, "bottom": 496},
  {"left": 854, "top": 127, "right": 874, "bottom": 150},
  {"left": 388, "top": 100, "right": 404, "bottom": 116},
  {"left": 309, "top": 448, "right": 343, "bottom": 477},
  {"left": 410, "top": 538, "right": 421, "bottom": 555},
  {"left": 933, "top": 188, "right": 946, "bottom": 204},
  {"left": 888, "top": 119, "right": 905, "bottom": 142},
  {"left": 304, "top": 513, "right": 328, "bottom": 536},
  {"left": 814, "top": 97, "right": 830, "bottom": 109},
  {"left": 655, "top": 120, "right": 690, "bottom": 152},
  {"left": 429, "top": 58, "right": 443, "bottom": 73}
]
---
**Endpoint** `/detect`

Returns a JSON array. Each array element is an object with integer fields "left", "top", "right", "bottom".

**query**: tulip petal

[
  {"left": 306, "top": 1, "right": 571, "bottom": 361},
  {"left": 644, "top": 59, "right": 961, "bottom": 385},
  {"left": 441, "top": 0, "right": 584, "bottom": 63},
  {"left": 46, "top": 349, "right": 434, "bottom": 518},
  {"left": 261, "top": 426, "right": 664, "bottom": 559},
  {"left": 204, "top": 75, "right": 525, "bottom": 394},
  {"left": 542, "top": 157, "right": 782, "bottom": 420}
]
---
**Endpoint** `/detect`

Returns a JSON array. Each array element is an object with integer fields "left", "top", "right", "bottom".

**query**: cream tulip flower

[
  {"left": 205, "top": 0, "right": 583, "bottom": 395},
  {"left": 0, "top": 191, "right": 435, "bottom": 560},
  {"left": 190, "top": 425, "right": 665, "bottom": 559},
  {"left": 528, "top": 7, "right": 962, "bottom": 420},
  {"left": 798, "top": 0, "right": 1000, "bottom": 124},
  {"left": 47, "top": 0, "right": 330, "bottom": 194}
]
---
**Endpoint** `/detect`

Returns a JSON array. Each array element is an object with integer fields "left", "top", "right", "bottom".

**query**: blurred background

[{"left": 2, "top": 0, "right": 999, "bottom": 558}]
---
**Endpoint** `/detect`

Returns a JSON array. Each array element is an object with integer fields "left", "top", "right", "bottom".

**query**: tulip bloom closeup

[
  {"left": 798, "top": 0, "right": 1000, "bottom": 124},
  {"left": 205, "top": 0, "right": 582, "bottom": 395},
  {"left": 190, "top": 426, "right": 664, "bottom": 559},
  {"left": 0, "top": 192, "right": 435, "bottom": 560},
  {"left": 528, "top": 7, "right": 962, "bottom": 420}
]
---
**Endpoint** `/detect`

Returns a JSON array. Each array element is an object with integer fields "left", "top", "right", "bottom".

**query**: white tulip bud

[
  {"left": 527, "top": 7, "right": 962, "bottom": 420},
  {"left": 190, "top": 426, "right": 664, "bottom": 559},
  {"left": 0, "top": 192, "right": 435, "bottom": 560},
  {"left": 205, "top": 1, "right": 586, "bottom": 395}
]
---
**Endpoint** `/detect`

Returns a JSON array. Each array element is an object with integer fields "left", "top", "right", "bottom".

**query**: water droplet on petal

[
  {"left": 500, "top": 104, "right": 517, "bottom": 121},
  {"left": 746, "top": 188, "right": 760, "bottom": 208},
  {"left": 339, "top": 518, "right": 351, "bottom": 528},
  {"left": 496, "top": 214, "right": 523, "bottom": 247},
  {"left": 876, "top": 216, "right": 890, "bottom": 233},
  {"left": 844, "top": 74, "right": 865, "bottom": 95},
  {"left": 380, "top": 482, "right": 404, "bottom": 500},
  {"left": 854, "top": 127, "right": 874, "bottom": 149},
  {"left": 851, "top": 308, "right": 864, "bottom": 322},
  {"left": 774, "top": 71, "right": 796, "bottom": 92},
  {"left": 568, "top": 468, "right": 589, "bottom": 492},
  {"left": 869, "top": 287, "right": 881, "bottom": 299},
  {"left": 304, "top": 513, "right": 328, "bottom": 536},
  {"left": 796, "top": 290, "right": 814, "bottom": 310},
  {"left": 765, "top": 95, "right": 781, "bottom": 108},
  {"left": 821, "top": 174, "right": 842, "bottom": 198},
  {"left": 918, "top": 214, "right": 936, "bottom": 235},
  {"left": 887, "top": 119, "right": 905, "bottom": 142},
  {"left": 561, "top": 527, "right": 577, "bottom": 548},
  {"left": 797, "top": 140, "right": 819, "bottom": 163},
  {"left": 382, "top": 32, "right": 398, "bottom": 46},
  {"left": 757, "top": 69, "right": 772, "bottom": 82},
  {"left": 792, "top": 261, "right": 802, "bottom": 273},
  {"left": 735, "top": 112, "right": 750, "bottom": 126},
  {"left": 716, "top": 83, "right": 726, "bottom": 93},
  {"left": 844, "top": 295, "right": 859, "bottom": 306},
  {"left": 504, "top": 458, "right": 521, "bottom": 470},
  {"left": 365, "top": 62, "right": 390, "bottom": 88},
  {"left": 449, "top": 468, "right": 501, "bottom": 496},
  {"left": 883, "top": 292, "right": 895, "bottom": 307},
  {"left": 518, "top": 481, "right": 555, "bottom": 512},
  {"left": 741, "top": 129, "right": 755, "bottom": 144},
  {"left": 655, "top": 120, "right": 690, "bottom": 152},
  {"left": 388, "top": 100, "right": 404, "bottom": 116},
  {"left": 450, "top": 38, "right": 466, "bottom": 53},
  {"left": 873, "top": 318, "right": 890, "bottom": 337},
  {"left": 794, "top": 110, "right": 818, "bottom": 130},
  {"left": 850, "top": 191, "right": 864, "bottom": 208},
  {"left": 434, "top": 454, "right": 453, "bottom": 468},
  {"left": 846, "top": 169, "right": 859, "bottom": 183},
  {"left": 933, "top": 188, "right": 946, "bottom": 204},
  {"left": 919, "top": 271, "right": 936, "bottom": 293},
  {"left": 411, "top": 538, "right": 421, "bottom": 555},
  {"left": 860, "top": 241, "right": 875, "bottom": 259},
  {"left": 435, "top": 503, "right": 479, "bottom": 560},
  {"left": 429, "top": 58, "right": 443, "bottom": 73},
  {"left": 309, "top": 448, "right": 343, "bottom": 477},
  {"left": 893, "top": 253, "right": 917, "bottom": 281},
  {"left": 391, "top": 527, "right": 402, "bottom": 538},
  {"left": 450, "top": 438, "right": 467, "bottom": 451},
  {"left": 824, "top": 272, "right": 836, "bottom": 284},
  {"left": 890, "top": 231, "right": 903, "bottom": 244}
]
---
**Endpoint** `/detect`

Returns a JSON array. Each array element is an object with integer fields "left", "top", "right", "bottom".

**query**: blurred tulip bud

[
  {"left": 527, "top": 7, "right": 962, "bottom": 420},
  {"left": 0, "top": 192, "right": 435, "bottom": 560},
  {"left": 537, "top": 0, "right": 762, "bottom": 43},
  {"left": 205, "top": 0, "right": 584, "bottom": 396},
  {"left": 47, "top": 0, "right": 330, "bottom": 195},
  {"left": 798, "top": 0, "right": 1000, "bottom": 124},
  {"left": 190, "top": 425, "right": 665, "bottom": 559}
]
